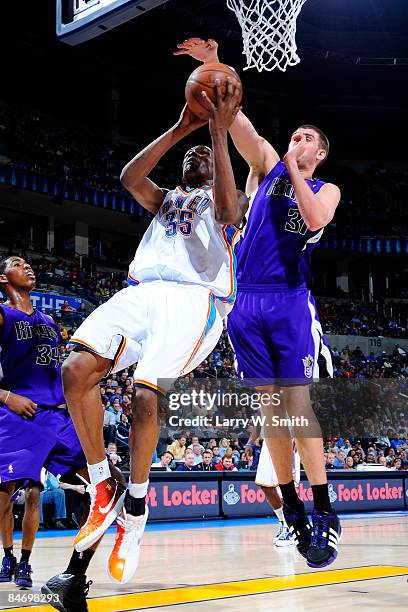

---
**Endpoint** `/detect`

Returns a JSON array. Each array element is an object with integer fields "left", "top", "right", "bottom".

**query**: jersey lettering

[
  {"left": 164, "top": 209, "right": 193, "bottom": 237},
  {"left": 266, "top": 177, "right": 298, "bottom": 203},
  {"left": 285, "top": 208, "right": 307, "bottom": 235},
  {"left": 36, "top": 344, "right": 60, "bottom": 368}
]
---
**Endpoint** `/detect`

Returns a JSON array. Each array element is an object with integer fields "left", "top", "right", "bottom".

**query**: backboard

[{"left": 56, "top": 0, "right": 169, "bottom": 45}]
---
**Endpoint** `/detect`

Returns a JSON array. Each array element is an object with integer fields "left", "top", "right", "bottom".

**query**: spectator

[
  {"left": 39, "top": 472, "right": 67, "bottom": 529},
  {"left": 325, "top": 452, "right": 337, "bottom": 470},
  {"left": 218, "top": 438, "right": 230, "bottom": 458},
  {"left": 196, "top": 450, "right": 214, "bottom": 471},
  {"left": 345, "top": 456, "right": 355, "bottom": 470},
  {"left": 57, "top": 321, "right": 69, "bottom": 340},
  {"left": 111, "top": 398, "right": 122, "bottom": 424},
  {"left": 107, "top": 442, "right": 122, "bottom": 464},
  {"left": 167, "top": 435, "right": 187, "bottom": 460},
  {"left": 378, "top": 456, "right": 388, "bottom": 468},
  {"left": 176, "top": 450, "right": 197, "bottom": 471},
  {"left": 103, "top": 404, "right": 116, "bottom": 445},
  {"left": 188, "top": 435, "right": 205, "bottom": 453},
  {"left": 391, "top": 458, "right": 403, "bottom": 470},
  {"left": 152, "top": 451, "right": 174, "bottom": 471},
  {"left": 116, "top": 413, "right": 130, "bottom": 449},
  {"left": 333, "top": 450, "right": 346, "bottom": 468},
  {"left": 191, "top": 444, "right": 203, "bottom": 465},
  {"left": 215, "top": 456, "right": 238, "bottom": 471}
]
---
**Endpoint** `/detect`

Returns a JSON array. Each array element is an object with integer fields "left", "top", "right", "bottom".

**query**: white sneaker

[
  {"left": 273, "top": 521, "right": 285, "bottom": 545},
  {"left": 274, "top": 523, "right": 295, "bottom": 547},
  {"left": 107, "top": 505, "right": 149, "bottom": 583}
]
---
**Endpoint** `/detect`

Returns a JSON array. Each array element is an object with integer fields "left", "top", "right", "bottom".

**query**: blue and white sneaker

[
  {"left": 0, "top": 555, "right": 17, "bottom": 582},
  {"left": 14, "top": 561, "right": 33, "bottom": 588},
  {"left": 307, "top": 508, "right": 342, "bottom": 568},
  {"left": 283, "top": 503, "right": 312, "bottom": 558},
  {"left": 274, "top": 523, "right": 295, "bottom": 547}
]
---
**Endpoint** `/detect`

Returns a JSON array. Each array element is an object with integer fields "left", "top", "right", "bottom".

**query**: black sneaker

[
  {"left": 41, "top": 573, "right": 92, "bottom": 612},
  {"left": 14, "top": 561, "right": 33, "bottom": 588},
  {"left": 307, "top": 508, "right": 341, "bottom": 568},
  {"left": 282, "top": 502, "right": 312, "bottom": 558},
  {"left": 0, "top": 555, "right": 17, "bottom": 582}
]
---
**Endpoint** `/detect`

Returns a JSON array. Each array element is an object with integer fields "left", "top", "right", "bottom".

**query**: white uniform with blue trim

[
  {"left": 70, "top": 184, "right": 239, "bottom": 393},
  {"left": 128, "top": 185, "right": 239, "bottom": 315}
]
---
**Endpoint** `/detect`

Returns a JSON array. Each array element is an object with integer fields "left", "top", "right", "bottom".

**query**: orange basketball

[{"left": 185, "top": 62, "right": 243, "bottom": 120}]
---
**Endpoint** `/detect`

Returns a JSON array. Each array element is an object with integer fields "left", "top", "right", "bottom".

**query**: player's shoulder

[
  {"left": 318, "top": 181, "right": 341, "bottom": 201},
  {"left": 42, "top": 312, "right": 56, "bottom": 325}
]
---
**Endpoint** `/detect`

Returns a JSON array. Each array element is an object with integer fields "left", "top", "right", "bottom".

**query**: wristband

[{"left": 4, "top": 390, "right": 11, "bottom": 405}]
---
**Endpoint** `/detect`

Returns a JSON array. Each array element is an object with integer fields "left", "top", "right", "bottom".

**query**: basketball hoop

[{"left": 226, "top": 0, "right": 308, "bottom": 72}]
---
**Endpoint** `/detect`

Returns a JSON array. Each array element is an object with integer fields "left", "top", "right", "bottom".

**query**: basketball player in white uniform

[{"left": 61, "top": 88, "right": 248, "bottom": 584}]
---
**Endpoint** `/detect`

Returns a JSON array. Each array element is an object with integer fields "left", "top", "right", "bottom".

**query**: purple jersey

[
  {"left": 236, "top": 161, "right": 325, "bottom": 287},
  {"left": 0, "top": 304, "right": 65, "bottom": 407}
]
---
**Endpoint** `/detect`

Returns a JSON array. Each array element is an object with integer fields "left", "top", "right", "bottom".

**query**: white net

[{"left": 226, "top": 0, "right": 308, "bottom": 72}]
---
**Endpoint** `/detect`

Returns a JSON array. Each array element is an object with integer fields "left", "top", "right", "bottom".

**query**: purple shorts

[
  {"left": 44, "top": 413, "right": 86, "bottom": 478},
  {"left": 228, "top": 286, "right": 332, "bottom": 385},
  {"left": 0, "top": 406, "right": 85, "bottom": 486}
]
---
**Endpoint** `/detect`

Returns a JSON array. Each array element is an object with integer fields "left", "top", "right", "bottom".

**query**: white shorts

[
  {"left": 70, "top": 281, "right": 223, "bottom": 394},
  {"left": 255, "top": 444, "right": 301, "bottom": 488},
  {"left": 255, "top": 443, "right": 279, "bottom": 488}
]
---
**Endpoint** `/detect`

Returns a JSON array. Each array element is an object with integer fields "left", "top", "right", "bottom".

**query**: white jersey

[{"left": 128, "top": 185, "right": 240, "bottom": 315}]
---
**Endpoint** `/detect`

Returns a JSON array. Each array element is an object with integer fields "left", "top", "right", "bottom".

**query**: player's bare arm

[
  {"left": 120, "top": 106, "right": 207, "bottom": 214},
  {"left": 175, "top": 37, "right": 279, "bottom": 194},
  {"left": 283, "top": 135, "right": 341, "bottom": 231},
  {"left": 203, "top": 79, "right": 248, "bottom": 225}
]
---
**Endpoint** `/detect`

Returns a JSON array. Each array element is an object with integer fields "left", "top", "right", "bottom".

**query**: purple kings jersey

[
  {"left": 0, "top": 304, "right": 65, "bottom": 407},
  {"left": 236, "top": 161, "right": 326, "bottom": 287}
]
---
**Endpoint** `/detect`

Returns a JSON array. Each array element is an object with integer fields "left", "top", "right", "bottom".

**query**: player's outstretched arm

[
  {"left": 283, "top": 136, "right": 341, "bottom": 230},
  {"left": 120, "top": 107, "right": 207, "bottom": 214},
  {"left": 204, "top": 80, "right": 248, "bottom": 225},
  {"left": 174, "top": 37, "right": 280, "bottom": 194}
]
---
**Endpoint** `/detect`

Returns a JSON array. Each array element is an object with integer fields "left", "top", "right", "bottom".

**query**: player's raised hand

[
  {"left": 202, "top": 78, "right": 242, "bottom": 132},
  {"left": 283, "top": 133, "right": 307, "bottom": 167},
  {"left": 174, "top": 38, "right": 219, "bottom": 63},
  {"left": 5, "top": 392, "right": 37, "bottom": 418},
  {"left": 177, "top": 104, "right": 208, "bottom": 133}
]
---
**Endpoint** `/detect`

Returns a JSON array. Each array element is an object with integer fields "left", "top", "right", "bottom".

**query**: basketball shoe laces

[
  {"left": 311, "top": 512, "right": 331, "bottom": 549},
  {"left": 115, "top": 508, "right": 145, "bottom": 555}
]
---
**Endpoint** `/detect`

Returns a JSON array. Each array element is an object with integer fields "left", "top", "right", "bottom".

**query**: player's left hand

[
  {"left": 202, "top": 79, "right": 242, "bottom": 132},
  {"left": 283, "top": 134, "right": 307, "bottom": 166},
  {"left": 174, "top": 38, "right": 219, "bottom": 63},
  {"left": 177, "top": 104, "right": 208, "bottom": 132}
]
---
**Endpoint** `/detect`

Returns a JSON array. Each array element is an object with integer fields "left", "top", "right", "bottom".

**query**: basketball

[{"left": 185, "top": 62, "right": 243, "bottom": 120}]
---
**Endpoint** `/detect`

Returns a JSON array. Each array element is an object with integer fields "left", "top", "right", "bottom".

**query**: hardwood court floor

[{"left": 1, "top": 512, "right": 408, "bottom": 611}]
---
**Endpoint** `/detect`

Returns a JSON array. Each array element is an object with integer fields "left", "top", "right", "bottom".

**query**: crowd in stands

[
  {"left": 0, "top": 102, "right": 183, "bottom": 205},
  {"left": 328, "top": 165, "right": 408, "bottom": 235},
  {"left": 316, "top": 298, "right": 408, "bottom": 339},
  {"left": 31, "top": 256, "right": 126, "bottom": 306},
  {"left": 2, "top": 102, "right": 408, "bottom": 235}
]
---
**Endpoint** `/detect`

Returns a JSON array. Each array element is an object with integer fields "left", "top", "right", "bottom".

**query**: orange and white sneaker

[
  {"left": 107, "top": 505, "right": 149, "bottom": 583},
  {"left": 74, "top": 477, "right": 125, "bottom": 553}
]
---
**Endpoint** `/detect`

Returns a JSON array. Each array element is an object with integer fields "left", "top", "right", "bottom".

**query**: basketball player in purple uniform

[
  {"left": 0, "top": 256, "right": 106, "bottom": 608},
  {"left": 176, "top": 38, "right": 342, "bottom": 568}
]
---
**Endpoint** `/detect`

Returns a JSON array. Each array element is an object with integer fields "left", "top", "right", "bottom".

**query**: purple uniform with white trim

[
  {"left": 0, "top": 304, "right": 84, "bottom": 485},
  {"left": 228, "top": 161, "right": 332, "bottom": 383}
]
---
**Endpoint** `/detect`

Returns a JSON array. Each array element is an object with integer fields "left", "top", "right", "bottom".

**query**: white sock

[
  {"left": 274, "top": 506, "right": 285, "bottom": 523},
  {"left": 87, "top": 459, "right": 110, "bottom": 486},
  {"left": 128, "top": 481, "right": 149, "bottom": 499}
]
